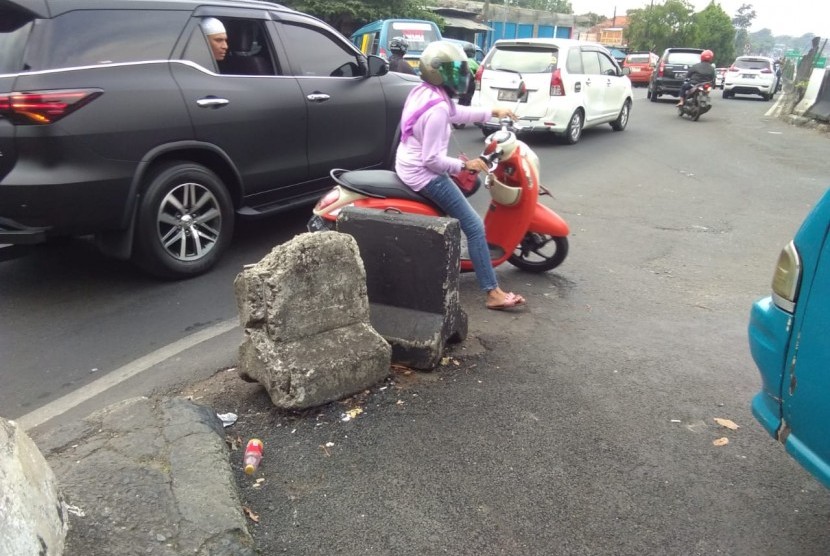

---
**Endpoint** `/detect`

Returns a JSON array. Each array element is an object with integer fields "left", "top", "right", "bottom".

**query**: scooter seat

[{"left": 332, "top": 169, "right": 442, "bottom": 212}]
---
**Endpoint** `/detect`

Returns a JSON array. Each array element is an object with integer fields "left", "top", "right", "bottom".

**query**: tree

[
  {"left": 624, "top": 0, "right": 696, "bottom": 53},
  {"left": 516, "top": 0, "right": 573, "bottom": 12},
  {"left": 731, "top": 4, "right": 755, "bottom": 55},
  {"left": 693, "top": 2, "right": 735, "bottom": 65},
  {"left": 280, "top": 0, "right": 443, "bottom": 35}
]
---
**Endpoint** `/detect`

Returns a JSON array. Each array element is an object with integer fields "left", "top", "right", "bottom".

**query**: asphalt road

[{"left": 2, "top": 87, "right": 830, "bottom": 553}]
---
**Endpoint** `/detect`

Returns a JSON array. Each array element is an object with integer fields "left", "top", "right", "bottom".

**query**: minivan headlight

[{"left": 771, "top": 240, "right": 801, "bottom": 313}]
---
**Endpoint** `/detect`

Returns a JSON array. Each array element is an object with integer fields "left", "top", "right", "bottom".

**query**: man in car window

[
  {"left": 202, "top": 17, "right": 228, "bottom": 62},
  {"left": 677, "top": 49, "right": 715, "bottom": 106}
]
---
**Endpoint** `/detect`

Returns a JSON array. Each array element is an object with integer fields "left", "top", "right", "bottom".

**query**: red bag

[{"left": 451, "top": 154, "right": 481, "bottom": 197}]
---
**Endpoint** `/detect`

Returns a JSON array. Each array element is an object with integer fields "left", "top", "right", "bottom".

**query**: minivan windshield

[
  {"left": 388, "top": 21, "right": 439, "bottom": 53},
  {"left": 0, "top": 20, "right": 32, "bottom": 74},
  {"left": 486, "top": 46, "right": 559, "bottom": 73}
]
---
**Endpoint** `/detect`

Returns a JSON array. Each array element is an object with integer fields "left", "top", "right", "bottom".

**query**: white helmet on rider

[{"left": 418, "top": 40, "right": 470, "bottom": 98}]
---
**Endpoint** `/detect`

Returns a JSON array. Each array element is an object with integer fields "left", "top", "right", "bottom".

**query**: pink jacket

[{"left": 395, "top": 83, "right": 490, "bottom": 191}]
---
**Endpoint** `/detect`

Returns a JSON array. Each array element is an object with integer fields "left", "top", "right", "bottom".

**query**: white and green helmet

[{"left": 418, "top": 40, "right": 470, "bottom": 97}]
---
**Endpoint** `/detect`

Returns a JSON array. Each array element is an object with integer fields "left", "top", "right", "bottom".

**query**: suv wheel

[
  {"left": 610, "top": 100, "right": 631, "bottom": 131},
  {"left": 562, "top": 109, "right": 584, "bottom": 144},
  {"left": 133, "top": 162, "right": 234, "bottom": 279}
]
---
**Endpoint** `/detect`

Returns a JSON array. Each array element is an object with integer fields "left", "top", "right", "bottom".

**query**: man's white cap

[{"left": 201, "top": 17, "right": 225, "bottom": 36}]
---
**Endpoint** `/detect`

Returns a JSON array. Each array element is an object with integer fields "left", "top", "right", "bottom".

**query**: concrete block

[
  {"left": 234, "top": 232, "right": 391, "bottom": 409},
  {"left": 0, "top": 417, "right": 67, "bottom": 556},
  {"left": 337, "top": 207, "right": 468, "bottom": 370}
]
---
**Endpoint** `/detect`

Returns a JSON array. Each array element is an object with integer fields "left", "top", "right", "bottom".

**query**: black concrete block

[{"left": 337, "top": 207, "right": 468, "bottom": 370}]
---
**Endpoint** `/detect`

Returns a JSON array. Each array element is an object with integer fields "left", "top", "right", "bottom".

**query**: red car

[{"left": 623, "top": 52, "right": 659, "bottom": 86}]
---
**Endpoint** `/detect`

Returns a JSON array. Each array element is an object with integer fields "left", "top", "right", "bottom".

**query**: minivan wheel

[
  {"left": 610, "top": 100, "right": 631, "bottom": 131},
  {"left": 133, "top": 162, "right": 234, "bottom": 279},
  {"left": 563, "top": 110, "right": 584, "bottom": 144}
]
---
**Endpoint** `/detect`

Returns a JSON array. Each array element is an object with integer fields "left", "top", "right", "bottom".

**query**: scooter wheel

[{"left": 508, "top": 233, "right": 568, "bottom": 272}]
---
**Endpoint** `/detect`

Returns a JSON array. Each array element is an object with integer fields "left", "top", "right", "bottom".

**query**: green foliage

[
  {"left": 279, "top": 0, "right": 444, "bottom": 34},
  {"left": 731, "top": 3, "right": 755, "bottom": 30},
  {"left": 515, "top": 0, "right": 573, "bottom": 13},
  {"left": 624, "top": 0, "right": 696, "bottom": 53},
  {"left": 693, "top": 3, "right": 735, "bottom": 65}
]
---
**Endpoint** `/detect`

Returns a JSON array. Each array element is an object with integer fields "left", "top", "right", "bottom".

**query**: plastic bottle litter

[{"left": 243, "top": 438, "right": 264, "bottom": 475}]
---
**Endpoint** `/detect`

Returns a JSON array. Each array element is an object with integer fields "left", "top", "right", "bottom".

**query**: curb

[{"left": 34, "top": 397, "right": 255, "bottom": 556}]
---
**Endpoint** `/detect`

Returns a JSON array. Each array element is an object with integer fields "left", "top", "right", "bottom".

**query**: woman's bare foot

[{"left": 486, "top": 288, "right": 526, "bottom": 310}]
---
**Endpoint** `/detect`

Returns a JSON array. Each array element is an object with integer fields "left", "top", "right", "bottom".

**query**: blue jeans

[{"left": 420, "top": 174, "right": 498, "bottom": 292}]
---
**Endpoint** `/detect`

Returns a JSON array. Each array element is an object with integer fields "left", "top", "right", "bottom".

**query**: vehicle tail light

[
  {"left": 379, "top": 47, "right": 388, "bottom": 60},
  {"left": 474, "top": 64, "right": 484, "bottom": 91},
  {"left": 0, "top": 89, "right": 102, "bottom": 125},
  {"left": 657, "top": 62, "right": 665, "bottom": 77},
  {"left": 771, "top": 240, "right": 801, "bottom": 313},
  {"left": 761, "top": 68, "right": 772, "bottom": 73},
  {"left": 703, "top": 83, "right": 711, "bottom": 90},
  {"left": 728, "top": 66, "right": 739, "bottom": 72},
  {"left": 550, "top": 68, "right": 565, "bottom": 96}
]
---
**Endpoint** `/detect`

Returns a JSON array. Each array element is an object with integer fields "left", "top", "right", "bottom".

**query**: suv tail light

[
  {"left": 728, "top": 66, "right": 739, "bottom": 72},
  {"left": 657, "top": 62, "right": 665, "bottom": 77},
  {"left": 550, "top": 68, "right": 564, "bottom": 96},
  {"left": 761, "top": 68, "right": 772, "bottom": 73},
  {"left": 771, "top": 241, "right": 801, "bottom": 313},
  {"left": 0, "top": 89, "right": 102, "bottom": 125},
  {"left": 474, "top": 64, "right": 484, "bottom": 91}
]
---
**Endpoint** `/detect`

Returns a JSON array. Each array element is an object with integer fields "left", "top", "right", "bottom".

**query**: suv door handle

[
  {"left": 307, "top": 93, "right": 330, "bottom": 102},
  {"left": 196, "top": 97, "right": 230, "bottom": 108}
]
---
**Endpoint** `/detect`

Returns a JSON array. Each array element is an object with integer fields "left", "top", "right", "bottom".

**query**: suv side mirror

[{"left": 367, "top": 55, "right": 388, "bottom": 77}]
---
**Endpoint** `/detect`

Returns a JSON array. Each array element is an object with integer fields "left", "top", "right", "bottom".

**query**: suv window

[
  {"left": 486, "top": 46, "right": 559, "bottom": 73},
  {"left": 735, "top": 58, "right": 771, "bottom": 70},
  {"left": 278, "top": 22, "right": 363, "bottom": 77},
  {"left": 24, "top": 10, "right": 189, "bottom": 70},
  {"left": 0, "top": 20, "right": 31, "bottom": 73},
  {"left": 597, "top": 52, "right": 617, "bottom": 75},
  {"left": 665, "top": 51, "right": 701, "bottom": 65},
  {"left": 581, "top": 51, "right": 601, "bottom": 74}
]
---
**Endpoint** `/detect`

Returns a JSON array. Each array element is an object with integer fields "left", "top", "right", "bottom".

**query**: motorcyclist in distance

[
  {"left": 388, "top": 37, "right": 416, "bottom": 75},
  {"left": 677, "top": 49, "right": 716, "bottom": 106}
]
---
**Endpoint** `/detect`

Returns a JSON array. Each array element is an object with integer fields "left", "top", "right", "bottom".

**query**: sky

[{"left": 571, "top": 0, "right": 830, "bottom": 39}]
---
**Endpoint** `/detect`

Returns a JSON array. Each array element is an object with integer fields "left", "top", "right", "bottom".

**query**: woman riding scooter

[{"left": 395, "top": 40, "right": 525, "bottom": 311}]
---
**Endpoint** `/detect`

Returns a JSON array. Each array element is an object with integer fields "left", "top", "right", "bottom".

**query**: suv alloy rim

[{"left": 156, "top": 182, "right": 222, "bottom": 261}]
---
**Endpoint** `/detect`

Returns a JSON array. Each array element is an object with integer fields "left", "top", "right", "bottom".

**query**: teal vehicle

[
  {"left": 350, "top": 19, "right": 442, "bottom": 73},
  {"left": 749, "top": 188, "right": 830, "bottom": 488}
]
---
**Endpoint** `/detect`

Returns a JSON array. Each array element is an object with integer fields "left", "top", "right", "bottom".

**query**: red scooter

[{"left": 307, "top": 89, "right": 569, "bottom": 273}]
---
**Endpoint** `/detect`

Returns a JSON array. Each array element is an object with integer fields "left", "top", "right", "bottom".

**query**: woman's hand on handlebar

[
  {"left": 491, "top": 107, "right": 517, "bottom": 121},
  {"left": 462, "top": 157, "right": 490, "bottom": 174}
]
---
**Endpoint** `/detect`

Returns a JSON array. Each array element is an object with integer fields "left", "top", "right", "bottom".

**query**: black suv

[
  {"left": 0, "top": 0, "right": 417, "bottom": 278},
  {"left": 647, "top": 47, "right": 704, "bottom": 101}
]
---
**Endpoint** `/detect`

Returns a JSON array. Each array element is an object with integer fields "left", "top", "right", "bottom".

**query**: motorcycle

[
  {"left": 678, "top": 80, "right": 713, "bottom": 121},
  {"left": 307, "top": 84, "right": 569, "bottom": 273}
]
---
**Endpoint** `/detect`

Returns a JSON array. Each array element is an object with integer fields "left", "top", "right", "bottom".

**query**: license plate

[
  {"left": 499, "top": 89, "right": 519, "bottom": 102},
  {"left": 631, "top": 67, "right": 640, "bottom": 72},
  {"left": 742, "top": 74, "right": 755, "bottom": 78},
  {"left": 675, "top": 72, "right": 687, "bottom": 79}
]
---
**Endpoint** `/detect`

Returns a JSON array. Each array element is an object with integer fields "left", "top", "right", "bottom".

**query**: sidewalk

[
  {"left": 34, "top": 396, "right": 257, "bottom": 556},
  {"left": 31, "top": 307, "right": 493, "bottom": 556}
]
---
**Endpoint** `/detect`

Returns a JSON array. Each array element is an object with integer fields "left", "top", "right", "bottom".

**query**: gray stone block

[
  {"left": 234, "top": 232, "right": 391, "bottom": 409},
  {"left": 0, "top": 417, "right": 67, "bottom": 556}
]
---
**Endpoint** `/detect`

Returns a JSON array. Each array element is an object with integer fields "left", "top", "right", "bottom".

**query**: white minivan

[{"left": 472, "top": 38, "right": 633, "bottom": 144}]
